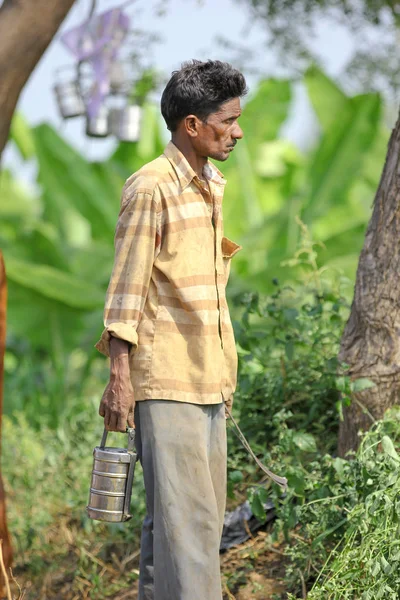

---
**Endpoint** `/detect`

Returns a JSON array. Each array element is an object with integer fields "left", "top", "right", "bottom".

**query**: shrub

[
  {"left": 227, "top": 262, "right": 400, "bottom": 598},
  {"left": 227, "top": 266, "right": 350, "bottom": 506}
]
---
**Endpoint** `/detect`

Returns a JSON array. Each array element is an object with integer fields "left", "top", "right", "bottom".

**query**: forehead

[{"left": 212, "top": 97, "right": 242, "bottom": 119}]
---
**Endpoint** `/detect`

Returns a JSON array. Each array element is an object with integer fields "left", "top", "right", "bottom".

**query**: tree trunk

[
  {"left": 0, "top": 0, "right": 76, "bottom": 157},
  {"left": 0, "top": 252, "right": 12, "bottom": 596},
  {"left": 338, "top": 110, "right": 400, "bottom": 457},
  {"left": 0, "top": 0, "right": 76, "bottom": 589}
]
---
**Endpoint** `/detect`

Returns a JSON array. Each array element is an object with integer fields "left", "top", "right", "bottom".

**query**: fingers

[
  {"left": 99, "top": 384, "right": 109, "bottom": 417},
  {"left": 109, "top": 411, "right": 119, "bottom": 432},
  {"left": 103, "top": 409, "right": 111, "bottom": 431},
  {"left": 99, "top": 381, "right": 134, "bottom": 432},
  {"left": 105, "top": 411, "right": 122, "bottom": 432},
  {"left": 127, "top": 404, "right": 135, "bottom": 428},
  {"left": 104, "top": 409, "right": 130, "bottom": 432},
  {"left": 224, "top": 401, "right": 232, "bottom": 420},
  {"left": 117, "top": 413, "right": 128, "bottom": 432}
]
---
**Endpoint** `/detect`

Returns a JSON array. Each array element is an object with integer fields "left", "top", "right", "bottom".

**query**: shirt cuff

[{"left": 95, "top": 323, "right": 139, "bottom": 357}]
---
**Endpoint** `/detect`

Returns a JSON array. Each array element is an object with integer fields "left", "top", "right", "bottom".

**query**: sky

[{"left": 4, "top": 0, "right": 356, "bottom": 167}]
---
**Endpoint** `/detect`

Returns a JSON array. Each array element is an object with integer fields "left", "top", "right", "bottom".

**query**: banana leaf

[
  {"left": 304, "top": 66, "right": 349, "bottom": 132},
  {"left": 238, "top": 78, "right": 292, "bottom": 151},
  {"left": 33, "top": 124, "right": 118, "bottom": 241},
  {"left": 9, "top": 112, "right": 36, "bottom": 160},
  {"left": 223, "top": 78, "right": 292, "bottom": 237},
  {"left": 0, "top": 169, "right": 40, "bottom": 219},
  {"left": 302, "top": 92, "right": 381, "bottom": 223},
  {"left": 4, "top": 256, "right": 104, "bottom": 310}
]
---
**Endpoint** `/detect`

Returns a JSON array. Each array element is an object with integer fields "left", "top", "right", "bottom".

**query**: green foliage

[
  {"left": 0, "top": 59, "right": 394, "bottom": 597},
  {"left": 235, "top": 1, "right": 400, "bottom": 94},
  {"left": 225, "top": 66, "right": 387, "bottom": 292},
  {"left": 225, "top": 227, "right": 350, "bottom": 559},
  {"left": 3, "top": 66, "right": 387, "bottom": 335},
  {"left": 9, "top": 112, "right": 35, "bottom": 160},
  {"left": 303, "top": 91, "right": 381, "bottom": 222},
  {"left": 238, "top": 0, "right": 398, "bottom": 26},
  {"left": 3, "top": 226, "right": 396, "bottom": 598},
  {"left": 33, "top": 123, "right": 118, "bottom": 241},
  {"left": 6, "top": 257, "right": 104, "bottom": 309},
  {"left": 282, "top": 412, "right": 400, "bottom": 599},
  {"left": 1, "top": 66, "right": 386, "bottom": 427},
  {"left": 230, "top": 228, "right": 350, "bottom": 453},
  {"left": 3, "top": 403, "right": 146, "bottom": 597},
  {"left": 226, "top": 229, "right": 400, "bottom": 598},
  {"left": 2, "top": 100, "right": 165, "bottom": 427}
]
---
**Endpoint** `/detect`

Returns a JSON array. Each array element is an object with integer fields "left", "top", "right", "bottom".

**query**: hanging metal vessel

[
  {"left": 86, "top": 428, "right": 137, "bottom": 522},
  {"left": 109, "top": 61, "right": 127, "bottom": 95},
  {"left": 54, "top": 80, "right": 86, "bottom": 119},
  {"left": 86, "top": 104, "right": 110, "bottom": 138},
  {"left": 109, "top": 105, "right": 141, "bottom": 143}
]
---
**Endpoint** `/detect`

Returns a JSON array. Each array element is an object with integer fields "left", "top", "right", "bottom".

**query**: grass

[
  {"left": 3, "top": 402, "right": 146, "bottom": 599},
  {"left": 5, "top": 392, "right": 400, "bottom": 598},
  {"left": 3, "top": 398, "right": 289, "bottom": 600}
]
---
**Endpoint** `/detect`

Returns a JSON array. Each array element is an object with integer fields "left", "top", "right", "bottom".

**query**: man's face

[{"left": 193, "top": 97, "right": 243, "bottom": 162}]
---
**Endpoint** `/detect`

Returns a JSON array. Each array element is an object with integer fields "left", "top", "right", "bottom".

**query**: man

[{"left": 96, "top": 59, "right": 247, "bottom": 600}]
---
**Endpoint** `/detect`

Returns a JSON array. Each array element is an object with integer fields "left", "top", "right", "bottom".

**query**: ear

[{"left": 183, "top": 114, "right": 200, "bottom": 137}]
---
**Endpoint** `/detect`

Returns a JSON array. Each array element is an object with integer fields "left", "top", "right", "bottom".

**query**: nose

[{"left": 233, "top": 123, "right": 244, "bottom": 140}]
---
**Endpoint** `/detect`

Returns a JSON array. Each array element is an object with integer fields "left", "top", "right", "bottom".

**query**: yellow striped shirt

[{"left": 96, "top": 141, "right": 242, "bottom": 407}]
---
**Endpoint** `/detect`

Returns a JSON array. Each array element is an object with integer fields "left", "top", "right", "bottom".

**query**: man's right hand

[{"left": 99, "top": 337, "right": 135, "bottom": 432}]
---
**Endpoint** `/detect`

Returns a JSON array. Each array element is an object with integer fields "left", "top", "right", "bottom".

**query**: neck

[{"left": 171, "top": 134, "right": 207, "bottom": 178}]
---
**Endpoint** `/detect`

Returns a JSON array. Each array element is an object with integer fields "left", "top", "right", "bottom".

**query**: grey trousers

[{"left": 134, "top": 400, "right": 227, "bottom": 600}]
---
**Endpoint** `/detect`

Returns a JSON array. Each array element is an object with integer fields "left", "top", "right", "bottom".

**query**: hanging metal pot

[
  {"left": 53, "top": 78, "right": 86, "bottom": 120},
  {"left": 109, "top": 105, "right": 141, "bottom": 142},
  {"left": 109, "top": 61, "right": 127, "bottom": 95},
  {"left": 86, "top": 104, "right": 110, "bottom": 138}
]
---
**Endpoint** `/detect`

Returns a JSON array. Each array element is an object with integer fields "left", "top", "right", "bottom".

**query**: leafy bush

[
  {"left": 282, "top": 411, "right": 400, "bottom": 599},
  {"left": 304, "top": 412, "right": 400, "bottom": 599},
  {"left": 227, "top": 237, "right": 351, "bottom": 504},
  {"left": 227, "top": 249, "right": 400, "bottom": 598},
  {"left": 3, "top": 401, "right": 146, "bottom": 597}
]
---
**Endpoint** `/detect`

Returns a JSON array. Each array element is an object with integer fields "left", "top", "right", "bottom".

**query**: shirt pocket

[{"left": 221, "top": 236, "right": 242, "bottom": 281}]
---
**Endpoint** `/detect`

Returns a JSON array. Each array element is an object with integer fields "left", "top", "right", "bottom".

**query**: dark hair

[{"left": 161, "top": 60, "right": 247, "bottom": 131}]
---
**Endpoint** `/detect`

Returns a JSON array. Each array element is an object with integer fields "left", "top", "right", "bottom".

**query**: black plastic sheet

[{"left": 220, "top": 499, "right": 276, "bottom": 552}]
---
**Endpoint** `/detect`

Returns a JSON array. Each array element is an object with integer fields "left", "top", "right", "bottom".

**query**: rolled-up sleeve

[{"left": 95, "top": 185, "right": 161, "bottom": 357}]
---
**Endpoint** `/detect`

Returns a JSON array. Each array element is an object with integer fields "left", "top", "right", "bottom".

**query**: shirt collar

[{"left": 163, "top": 141, "right": 226, "bottom": 190}]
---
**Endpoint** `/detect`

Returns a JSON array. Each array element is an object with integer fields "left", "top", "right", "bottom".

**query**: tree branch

[
  {"left": 0, "top": 0, "right": 76, "bottom": 157},
  {"left": 0, "top": 253, "right": 12, "bottom": 595}
]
